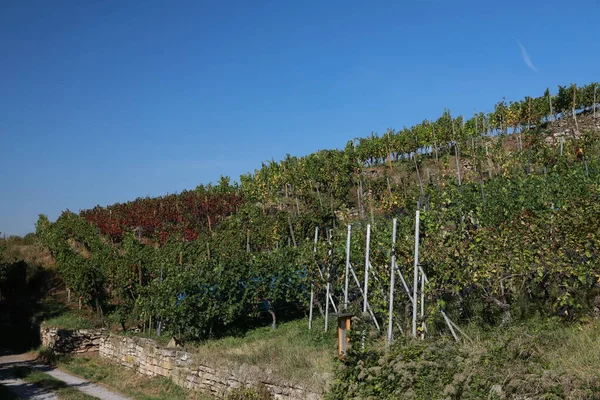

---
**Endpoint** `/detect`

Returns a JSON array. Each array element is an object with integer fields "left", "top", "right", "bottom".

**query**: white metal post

[
  {"left": 420, "top": 269, "right": 425, "bottom": 339},
  {"left": 412, "top": 210, "right": 420, "bottom": 337},
  {"left": 325, "top": 229, "right": 332, "bottom": 332},
  {"left": 560, "top": 137, "right": 564, "bottom": 156},
  {"left": 387, "top": 218, "right": 398, "bottom": 346},
  {"left": 441, "top": 310, "right": 459, "bottom": 342},
  {"left": 344, "top": 224, "right": 351, "bottom": 310},
  {"left": 349, "top": 262, "right": 381, "bottom": 331},
  {"left": 396, "top": 266, "right": 413, "bottom": 304},
  {"left": 363, "top": 224, "right": 371, "bottom": 314},
  {"left": 325, "top": 275, "right": 330, "bottom": 332},
  {"left": 308, "top": 227, "right": 319, "bottom": 330},
  {"left": 308, "top": 287, "right": 314, "bottom": 330}
]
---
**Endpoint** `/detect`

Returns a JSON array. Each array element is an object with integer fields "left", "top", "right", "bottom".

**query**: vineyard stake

[
  {"left": 441, "top": 310, "right": 459, "bottom": 342},
  {"left": 387, "top": 218, "right": 398, "bottom": 346},
  {"left": 325, "top": 229, "right": 332, "bottom": 332},
  {"left": 157, "top": 265, "right": 163, "bottom": 337},
  {"left": 363, "top": 224, "right": 371, "bottom": 314},
  {"left": 412, "top": 209, "right": 420, "bottom": 337},
  {"left": 308, "top": 227, "right": 318, "bottom": 330},
  {"left": 395, "top": 263, "right": 413, "bottom": 304},
  {"left": 419, "top": 267, "right": 460, "bottom": 342},
  {"left": 560, "top": 137, "right": 564, "bottom": 156},
  {"left": 349, "top": 262, "right": 380, "bottom": 330},
  {"left": 420, "top": 267, "right": 425, "bottom": 340},
  {"left": 344, "top": 224, "right": 351, "bottom": 310}
]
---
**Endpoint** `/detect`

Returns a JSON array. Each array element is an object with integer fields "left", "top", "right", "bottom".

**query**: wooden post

[{"left": 332, "top": 313, "right": 353, "bottom": 357}]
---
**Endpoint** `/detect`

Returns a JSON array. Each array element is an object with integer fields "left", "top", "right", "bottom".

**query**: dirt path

[
  {"left": 0, "top": 352, "right": 58, "bottom": 399},
  {"left": 0, "top": 374, "right": 59, "bottom": 399},
  {"left": 39, "top": 367, "right": 130, "bottom": 400},
  {"left": 0, "top": 351, "right": 130, "bottom": 400}
]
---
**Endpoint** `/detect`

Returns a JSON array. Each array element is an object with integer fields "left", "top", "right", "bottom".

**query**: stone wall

[
  {"left": 40, "top": 326, "right": 322, "bottom": 399},
  {"left": 40, "top": 326, "right": 106, "bottom": 354}
]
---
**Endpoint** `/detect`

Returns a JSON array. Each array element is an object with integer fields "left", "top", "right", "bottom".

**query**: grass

[
  {"left": 11, "top": 366, "right": 96, "bottom": 400},
  {"left": 122, "top": 317, "right": 336, "bottom": 390},
  {"left": 463, "top": 319, "right": 600, "bottom": 398},
  {"left": 531, "top": 320, "right": 600, "bottom": 393},
  {"left": 43, "top": 311, "right": 98, "bottom": 330},
  {"left": 38, "top": 298, "right": 102, "bottom": 330},
  {"left": 186, "top": 318, "right": 336, "bottom": 391},
  {"left": 57, "top": 354, "right": 214, "bottom": 400}
]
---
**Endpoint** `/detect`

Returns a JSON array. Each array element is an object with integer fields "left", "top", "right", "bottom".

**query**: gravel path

[
  {"left": 0, "top": 375, "right": 59, "bottom": 399},
  {"left": 0, "top": 352, "right": 58, "bottom": 399},
  {"left": 39, "top": 367, "right": 131, "bottom": 400},
  {"left": 0, "top": 350, "right": 131, "bottom": 400}
]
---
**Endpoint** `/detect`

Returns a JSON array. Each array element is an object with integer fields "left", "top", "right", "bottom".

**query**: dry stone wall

[
  {"left": 40, "top": 326, "right": 321, "bottom": 400},
  {"left": 40, "top": 326, "right": 106, "bottom": 354}
]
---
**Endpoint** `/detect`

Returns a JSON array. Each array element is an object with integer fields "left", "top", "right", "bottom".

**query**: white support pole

[
  {"left": 418, "top": 267, "right": 460, "bottom": 342},
  {"left": 420, "top": 269, "right": 425, "bottom": 340},
  {"left": 325, "top": 229, "right": 332, "bottom": 332},
  {"left": 325, "top": 273, "right": 330, "bottom": 332},
  {"left": 387, "top": 218, "right": 398, "bottom": 346},
  {"left": 441, "top": 310, "right": 459, "bottom": 342},
  {"left": 412, "top": 210, "right": 420, "bottom": 337},
  {"left": 308, "top": 227, "right": 319, "bottom": 330},
  {"left": 396, "top": 265, "right": 413, "bottom": 304},
  {"left": 344, "top": 224, "right": 351, "bottom": 310},
  {"left": 349, "top": 263, "right": 380, "bottom": 331},
  {"left": 363, "top": 224, "right": 371, "bottom": 314},
  {"left": 560, "top": 137, "right": 564, "bottom": 156},
  {"left": 308, "top": 288, "right": 314, "bottom": 330}
]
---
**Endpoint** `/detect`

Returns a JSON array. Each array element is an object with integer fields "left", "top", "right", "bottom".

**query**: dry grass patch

[
  {"left": 541, "top": 322, "right": 600, "bottom": 389},
  {"left": 187, "top": 318, "right": 336, "bottom": 392}
]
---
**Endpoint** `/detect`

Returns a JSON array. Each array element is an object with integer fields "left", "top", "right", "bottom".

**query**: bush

[{"left": 327, "top": 321, "right": 600, "bottom": 399}]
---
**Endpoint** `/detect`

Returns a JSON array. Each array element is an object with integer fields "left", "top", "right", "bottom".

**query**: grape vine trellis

[{"left": 36, "top": 81, "right": 600, "bottom": 341}]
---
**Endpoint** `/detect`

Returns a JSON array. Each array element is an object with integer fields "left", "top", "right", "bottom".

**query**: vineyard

[{"left": 36, "top": 82, "right": 600, "bottom": 347}]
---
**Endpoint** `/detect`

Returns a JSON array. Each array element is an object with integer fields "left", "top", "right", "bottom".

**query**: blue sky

[{"left": 1, "top": 0, "right": 599, "bottom": 235}]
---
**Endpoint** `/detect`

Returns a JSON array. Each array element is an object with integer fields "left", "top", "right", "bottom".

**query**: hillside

[
  {"left": 14, "top": 81, "right": 600, "bottom": 398},
  {"left": 34, "top": 82, "right": 600, "bottom": 339}
]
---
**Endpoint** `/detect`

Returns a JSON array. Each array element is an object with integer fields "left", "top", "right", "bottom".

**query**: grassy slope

[
  {"left": 186, "top": 318, "right": 336, "bottom": 391},
  {"left": 26, "top": 114, "right": 600, "bottom": 398},
  {"left": 457, "top": 319, "right": 600, "bottom": 398}
]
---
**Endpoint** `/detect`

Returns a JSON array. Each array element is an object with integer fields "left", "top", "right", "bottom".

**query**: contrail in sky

[{"left": 516, "top": 39, "right": 538, "bottom": 72}]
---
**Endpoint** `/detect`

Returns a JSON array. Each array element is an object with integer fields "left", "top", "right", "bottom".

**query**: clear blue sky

[{"left": 1, "top": 0, "right": 598, "bottom": 235}]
